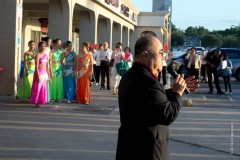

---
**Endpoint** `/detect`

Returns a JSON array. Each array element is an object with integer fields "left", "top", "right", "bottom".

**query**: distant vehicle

[
  {"left": 171, "top": 47, "right": 191, "bottom": 58},
  {"left": 195, "top": 47, "right": 205, "bottom": 55}
]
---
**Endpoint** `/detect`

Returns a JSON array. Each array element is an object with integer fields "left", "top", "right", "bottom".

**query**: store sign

[
  {"left": 105, "top": 0, "right": 119, "bottom": 8},
  {"left": 121, "top": 4, "right": 129, "bottom": 17},
  {"left": 39, "top": 18, "right": 48, "bottom": 33},
  {"left": 132, "top": 13, "right": 137, "bottom": 22}
]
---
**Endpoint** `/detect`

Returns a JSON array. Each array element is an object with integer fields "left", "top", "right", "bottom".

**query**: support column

[
  {"left": 97, "top": 17, "right": 112, "bottom": 49},
  {"left": 48, "top": 0, "right": 72, "bottom": 42},
  {"left": 122, "top": 26, "right": 129, "bottom": 49},
  {"left": 164, "top": 29, "right": 168, "bottom": 48},
  {"left": 129, "top": 29, "right": 134, "bottom": 56},
  {"left": 0, "top": 0, "right": 23, "bottom": 95},
  {"left": 112, "top": 22, "right": 121, "bottom": 49},
  {"left": 79, "top": 11, "right": 96, "bottom": 45}
]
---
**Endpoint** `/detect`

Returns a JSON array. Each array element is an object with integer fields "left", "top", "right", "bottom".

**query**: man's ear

[{"left": 141, "top": 51, "right": 148, "bottom": 60}]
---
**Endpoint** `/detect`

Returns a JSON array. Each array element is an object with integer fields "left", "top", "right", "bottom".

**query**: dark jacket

[{"left": 116, "top": 62, "right": 182, "bottom": 160}]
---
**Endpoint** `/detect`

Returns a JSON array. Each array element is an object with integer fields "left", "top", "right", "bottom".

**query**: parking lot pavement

[
  {"left": 164, "top": 73, "right": 240, "bottom": 109},
  {"left": 0, "top": 83, "right": 240, "bottom": 159}
]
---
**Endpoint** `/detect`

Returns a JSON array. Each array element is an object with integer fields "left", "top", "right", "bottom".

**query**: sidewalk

[{"left": 0, "top": 85, "right": 239, "bottom": 159}]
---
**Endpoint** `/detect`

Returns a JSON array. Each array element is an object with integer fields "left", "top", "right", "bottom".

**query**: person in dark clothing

[
  {"left": 99, "top": 42, "right": 112, "bottom": 90},
  {"left": 116, "top": 36, "right": 199, "bottom": 160},
  {"left": 205, "top": 49, "right": 224, "bottom": 94},
  {"left": 181, "top": 49, "right": 191, "bottom": 78},
  {"left": 158, "top": 51, "right": 168, "bottom": 87}
]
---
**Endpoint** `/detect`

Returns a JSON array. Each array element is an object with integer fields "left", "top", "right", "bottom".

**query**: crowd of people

[
  {"left": 180, "top": 47, "right": 233, "bottom": 94},
  {"left": 15, "top": 37, "right": 133, "bottom": 107}
]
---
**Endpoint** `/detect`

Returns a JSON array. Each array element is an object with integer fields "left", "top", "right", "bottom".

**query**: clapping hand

[{"left": 184, "top": 75, "right": 199, "bottom": 92}]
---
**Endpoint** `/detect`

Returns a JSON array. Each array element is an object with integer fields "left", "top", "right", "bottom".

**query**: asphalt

[{"left": 0, "top": 81, "right": 239, "bottom": 160}]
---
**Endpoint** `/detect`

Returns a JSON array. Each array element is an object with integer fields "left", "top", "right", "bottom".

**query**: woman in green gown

[
  {"left": 49, "top": 38, "right": 64, "bottom": 101},
  {"left": 15, "top": 41, "right": 36, "bottom": 102}
]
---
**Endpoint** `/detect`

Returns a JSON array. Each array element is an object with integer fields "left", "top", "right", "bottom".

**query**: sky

[{"left": 130, "top": 0, "right": 240, "bottom": 31}]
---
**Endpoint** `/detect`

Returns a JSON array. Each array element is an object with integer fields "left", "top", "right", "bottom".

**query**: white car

[
  {"left": 195, "top": 47, "right": 205, "bottom": 55},
  {"left": 171, "top": 47, "right": 191, "bottom": 58}
]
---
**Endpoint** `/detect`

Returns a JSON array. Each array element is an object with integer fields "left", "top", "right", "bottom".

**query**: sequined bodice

[
  {"left": 65, "top": 51, "right": 74, "bottom": 63},
  {"left": 26, "top": 53, "right": 35, "bottom": 62},
  {"left": 39, "top": 54, "right": 48, "bottom": 65},
  {"left": 52, "top": 49, "right": 62, "bottom": 61}
]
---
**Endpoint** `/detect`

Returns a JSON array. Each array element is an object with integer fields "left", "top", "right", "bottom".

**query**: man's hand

[
  {"left": 211, "top": 64, "right": 215, "bottom": 68},
  {"left": 172, "top": 74, "right": 186, "bottom": 96},
  {"left": 184, "top": 76, "right": 200, "bottom": 92}
]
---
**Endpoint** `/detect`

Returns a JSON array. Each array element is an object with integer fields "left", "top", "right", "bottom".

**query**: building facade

[{"left": 0, "top": 0, "right": 172, "bottom": 95}]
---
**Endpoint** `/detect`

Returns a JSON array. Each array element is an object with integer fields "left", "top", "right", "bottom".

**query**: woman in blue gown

[{"left": 62, "top": 41, "right": 77, "bottom": 103}]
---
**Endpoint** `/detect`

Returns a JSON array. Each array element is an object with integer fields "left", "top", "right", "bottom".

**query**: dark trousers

[
  {"left": 91, "top": 64, "right": 97, "bottom": 82},
  {"left": 100, "top": 61, "right": 110, "bottom": 88},
  {"left": 223, "top": 75, "right": 232, "bottom": 92},
  {"left": 201, "top": 64, "right": 206, "bottom": 80},
  {"left": 158, "top": 66, "right": 167, "bottom": 85},
  {"left": 95, "top": 66, "right": 100, "bottom": 83},
  {"left": 207, "top": 67, "right": 222, "bottom": 92},
  {"left": 190, "top": 65, "right": 200, "bottom": 80}
]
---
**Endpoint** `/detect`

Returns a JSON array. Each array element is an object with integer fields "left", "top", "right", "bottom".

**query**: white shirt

[
  {"left": 99, "top": 49, "right": 112, "bottom": 61},
  {"left": 200, "top": 55, "right": 205, "bottom": 64},
  {"left": 92, "top": 51, "right": 98, "bottom": 65},
  {"left": 95, "top": 51, "right": 101, "bottom": 66},
  {"left": 125, "top": 53, "right": 133, "bottom": 68},
  {"left": 45, "top": 47, "right": 50, "bottom": 56}
]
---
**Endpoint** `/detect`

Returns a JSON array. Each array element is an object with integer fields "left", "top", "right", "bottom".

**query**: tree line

[{"left": 171, "top": 23, "right": 240, "bottom": 49}]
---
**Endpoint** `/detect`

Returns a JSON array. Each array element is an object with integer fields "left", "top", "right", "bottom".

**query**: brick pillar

[
  {"left": 79, "top": 11, "right": 96, "bottom": 45},
  {"left": 48, "top": 0, "right": 72, "bottom": 42},
  {"left": 0, "top": 0, "right": 23, "bottom": 95}
]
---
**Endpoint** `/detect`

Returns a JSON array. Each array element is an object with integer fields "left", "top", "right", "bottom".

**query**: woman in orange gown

[{"left": 76, "top": 43, "right": 93, "bottom": 105}]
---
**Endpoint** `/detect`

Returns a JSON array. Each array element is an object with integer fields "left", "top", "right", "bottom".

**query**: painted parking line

[
  {"left": 202, "top": 96, "right": 207, "bottom": 100},
  {"left": 227, "top": 96, "right": 234, "bottom": 101}
]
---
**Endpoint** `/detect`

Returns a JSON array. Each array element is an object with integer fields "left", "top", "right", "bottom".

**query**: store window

[
  {"left": 72, "top": 28, "right": 79, "bottom": 55},
  {"left": 31, "top": 30, "right": 46, "bottom": 47}
]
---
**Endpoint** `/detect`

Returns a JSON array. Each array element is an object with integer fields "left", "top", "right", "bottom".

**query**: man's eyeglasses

[{"left": 147, "top": 49, "right": 164, "bottom": 57}]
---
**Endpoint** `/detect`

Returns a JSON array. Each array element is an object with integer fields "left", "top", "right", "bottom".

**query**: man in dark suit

[{"left": 116, "top": 36, "right": 199, "bottom": 160}]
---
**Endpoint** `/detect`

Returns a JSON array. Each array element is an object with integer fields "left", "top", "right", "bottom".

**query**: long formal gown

[
  {"left": 16, "top": 53, "right": 35, "bottom": 99},
  {"left": 45, "top": 47, "right": 51, "bottom": 102},
  {"left": 76, "top": 53, "right": 91, "bottom": 104},
  {"left": 49, "top": 49, "right": 64, "bottom": 100},
  {"left": 30, "top": 54, "right": 48, "bottom": 104},
  {"left": 63, "top": 51, "right": 76, "bottom": 101}
]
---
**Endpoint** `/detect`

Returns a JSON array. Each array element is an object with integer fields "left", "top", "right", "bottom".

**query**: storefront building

[{"left": 0, "top": 0, "right": 172, "bottom": 95}]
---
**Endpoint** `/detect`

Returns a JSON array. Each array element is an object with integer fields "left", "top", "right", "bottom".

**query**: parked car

[
  {"left": 196, "top": 47, "right": 205, "bottom": 55},
  {"left": 171, "top": 47, "right": 191, "bottom": 58}
]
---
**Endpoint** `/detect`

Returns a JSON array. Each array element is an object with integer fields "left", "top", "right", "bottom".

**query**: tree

[
  {"left": 171, "top": 32, "right": 184, "bottom": 47},
  {"left": 185, "top": 26, "right": 198, "bottom": 36},
  {"left": 197, "top": 26, "right": 209, "bottom": 37},
  {"left": 171, "top": 23, "right": 184, "bottom": 35},
  {"left": 201, "top": 35, "right": 222, "bottom": 48},
  {"left": 221, "top": 36, "right": 240, "bottom": 48}
]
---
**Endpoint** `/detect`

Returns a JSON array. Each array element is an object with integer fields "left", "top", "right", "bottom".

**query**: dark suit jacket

[{"left": 116, "top": 62, "right": 182, "bottom": 160}]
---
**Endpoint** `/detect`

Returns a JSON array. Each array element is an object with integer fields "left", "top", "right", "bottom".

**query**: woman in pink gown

[{"left": 30, "top": 41, "right": 50, "bottom": 107}]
